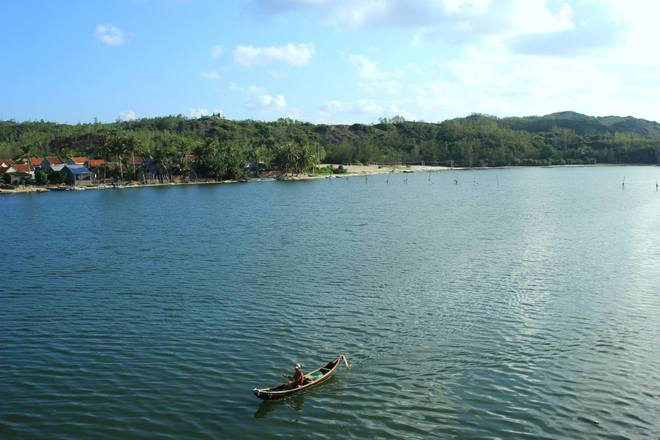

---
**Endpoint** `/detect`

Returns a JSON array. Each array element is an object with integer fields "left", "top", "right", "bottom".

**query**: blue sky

[{"left": 2, "top": 0, "right": 659, "bottom": 124}]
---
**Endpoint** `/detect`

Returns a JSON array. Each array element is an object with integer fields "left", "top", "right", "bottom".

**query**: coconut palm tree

[{"left": 104, "top": 131, "right": 129, "bottom": 182}]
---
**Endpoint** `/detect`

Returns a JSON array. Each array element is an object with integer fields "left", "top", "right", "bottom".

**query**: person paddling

[{"left": 292, "top": 363, "right": 306, "bottom": 386}]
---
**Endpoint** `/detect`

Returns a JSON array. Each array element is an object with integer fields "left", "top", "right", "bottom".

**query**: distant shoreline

[
  {"left": 1, "top": 163, "right": 656, "bottom": 195},
  {"left": 0, "top": 164, "right": 453, "bottom": 194}
]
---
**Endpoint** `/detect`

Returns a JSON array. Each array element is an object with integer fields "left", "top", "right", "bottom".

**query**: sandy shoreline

[
  {"left": 4, "top": 163, "right": 643, "bottom": 194},
  {"left": 0, "top": 164, "right": 455, "bottom": 194},
  {"left": 281, "top": 164, "right": 453, "bottom": 181}
]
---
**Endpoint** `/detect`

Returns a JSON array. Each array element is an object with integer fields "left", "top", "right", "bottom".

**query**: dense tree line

[{"left": 1, "top": 112, "right": 659, "bottom": 180}]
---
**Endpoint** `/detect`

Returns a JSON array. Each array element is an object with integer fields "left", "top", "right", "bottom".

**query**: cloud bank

[{"left": 234, "top": 43, "right": 315, "bottom": 67}]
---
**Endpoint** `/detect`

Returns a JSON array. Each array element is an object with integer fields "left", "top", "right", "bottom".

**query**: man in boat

[{"left": 292, "top": 363, "right": 306, "bottom": 386}]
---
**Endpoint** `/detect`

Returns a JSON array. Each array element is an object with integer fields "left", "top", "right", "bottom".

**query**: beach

[{"left": 0, "top": 164, "right": 455, "bottom": 194}]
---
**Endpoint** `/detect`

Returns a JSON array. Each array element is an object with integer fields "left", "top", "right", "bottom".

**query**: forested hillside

[{"left": 2, "top": 112, "right": 659, "bottom": 170}]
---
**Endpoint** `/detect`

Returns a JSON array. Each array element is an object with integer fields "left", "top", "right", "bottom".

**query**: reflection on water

[
  {"left": 253, "top": 374, "right": 341, "bottom": 419},
  {"left": 254, "top": 395, "right": 306, "bottom": 418}
]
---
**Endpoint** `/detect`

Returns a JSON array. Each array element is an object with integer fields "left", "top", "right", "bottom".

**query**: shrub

[
  {"left": 35, "top": 169, "right": 48, "bottom": 185},
  {"left": 333, "top": 165, "right": 348, "bottom": 174}
]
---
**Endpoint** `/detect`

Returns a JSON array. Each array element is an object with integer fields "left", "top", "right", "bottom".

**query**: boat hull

[{"left": 253, "top": 355, "right": 347, "bottom": 400}]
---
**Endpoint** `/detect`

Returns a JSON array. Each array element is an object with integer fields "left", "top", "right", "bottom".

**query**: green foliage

[
  {"left": 314, "top": 166, "right": 334, "bottom": 175},
  {"left": 195, "top": 139, "right": 246, "bottom": 180},
  {"left": 47, "top": 170, "right": 68, "bottom": 184},
  {"left": 1, "top": 112, "right": 659, "bottom": 176},
  {"left": 34, "top": 169, "right": 48, "bottom": 185},
  {"left": 272, "top": 142, "right": 316, "bottom": 175}
]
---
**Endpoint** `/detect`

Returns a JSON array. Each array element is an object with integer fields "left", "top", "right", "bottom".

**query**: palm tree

[
  {"left": 274, "top": 142, "right": 316, "bottom": 177},
  {"left": 152, "top": 144, "right": 175, "bottom": 183},
  {"left": 18, "top": 131, "right": 49, "bottom": 171},
  {"left": 126, "top": 136, "right": 145, "bottom": 182},
  {"left": 104, "top": 131, "right": 129, "bottom": 182},
  {"left": 175, "top": 146, "right": 193, "bottom": 182},
  {"left": 19, "top": 143, "right": 35, "bottom": 171}
]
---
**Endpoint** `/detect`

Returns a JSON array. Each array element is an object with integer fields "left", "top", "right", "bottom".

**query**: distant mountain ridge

[{"left": 457, "top": 111, "right": 660, "bottom": 138}]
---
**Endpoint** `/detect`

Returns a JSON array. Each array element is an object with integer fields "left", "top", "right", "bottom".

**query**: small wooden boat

[{"left": 253, "top": 354, "right": 349, "bottom": 400}]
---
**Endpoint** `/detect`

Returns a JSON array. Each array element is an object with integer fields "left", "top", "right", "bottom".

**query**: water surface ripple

[{"left": 1, "top": 167, "right": 659, "bottom": 439}]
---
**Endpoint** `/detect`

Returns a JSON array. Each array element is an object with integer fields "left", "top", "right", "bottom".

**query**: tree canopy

[{"left": 1, "top": 112, "right": 659, "bottom": 174}]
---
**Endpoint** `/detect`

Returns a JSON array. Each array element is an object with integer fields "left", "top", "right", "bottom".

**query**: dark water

[{"left": 2, "top": 167, "right": 659, "bottom": 439}]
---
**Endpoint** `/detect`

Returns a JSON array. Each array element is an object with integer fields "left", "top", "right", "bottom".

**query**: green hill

[{"left": 1, "top": 112, "right": 659, "bottom": 172}]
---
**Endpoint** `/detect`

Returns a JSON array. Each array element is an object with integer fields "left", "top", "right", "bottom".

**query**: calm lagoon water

[{"left": 1, "top": 166, "right": 659, "bottom": 439}]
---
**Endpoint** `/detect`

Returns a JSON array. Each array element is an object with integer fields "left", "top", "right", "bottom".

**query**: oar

[{"left": 342, "top": 354, "right": 350, "bottom": 369}]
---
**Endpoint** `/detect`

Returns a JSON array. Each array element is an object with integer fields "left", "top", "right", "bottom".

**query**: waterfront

[{"left": 1, "top": 166, "right": 659, "bottom": 439}]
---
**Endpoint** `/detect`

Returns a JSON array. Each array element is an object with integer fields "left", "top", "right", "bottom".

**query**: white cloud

[
  {"left": 210, "top": 45, "right": 223, "bottom": 59},
  {"left": 200, "top": 71, "right": 220, "bottom": 81},
  {"left": 234, "top": 43, "right": 315, "bottom": 67},
  {"left": 118, "top": 110, "right": 136, "bottom": 121},
  {"left": 349, "top": 54, "right": 402, "bottom": 95},
  {"left": 355, "top": 99, "right": 384, "bottom": 115},
  {"left": 249, "top": 0, "right": 660, "bottom": 122},
  {"left": 250, "top": 1, "right": 620, "bottom": 56},
  {"left": 323, "top": 100, "right": 351, "bottom": 112},
  {"left": 246, "top": 86, "right": 287, "bottom": 109},
  {"left": 189, "top": 108, "right": 225, "bottom": 118},
  {"left": 349, "top": 55, "right": 379, "bottom": 81},
  {"left": 250, "top": 0, "right": 495, "bottom": 29},
  {"left": 322, "top": 98, "right": 406, "bottom": 117},
  {"left": 190, "top": 108, "right": 210, "bottom": 118},
  {"left": 409, "top": 39, "right": 660, "bottom": 120},
  {"left": 96, "top": 24, "right": 125, "bottom": 46}
]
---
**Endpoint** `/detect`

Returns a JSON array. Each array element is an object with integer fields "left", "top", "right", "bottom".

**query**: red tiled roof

[
  {"left": 30, "top": 157, "right": 45, "bottom": 166},
  {"left": 87, "top": 159, "right": 106, "bottom": 168},
  {"left": 69, "top": 156, "right": 88, "bottom": 164},
  {"left": 131, "top": 156, "right": 145, "bottom": 165},
  {"left": 46, "top": 156, "right": 63, "bottom": 165},
  {"left": 11, "top": 163, "right": 31, "bottom": 173}
]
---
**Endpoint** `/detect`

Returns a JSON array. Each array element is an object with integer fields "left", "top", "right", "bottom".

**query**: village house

[
  {"left": 130, "top": 156, "right": 145, "bottom": 168},
  {"left": 85, "top": 159, "right": 107, "bottom": 181},
  {"left": 42, "top": 156, "right": 64, "bottom": 172},
  {"left": 63, "top": 164, "right": 92, "bottom": 186},
  {"left": 29, "top": 157, "right": 45, "bottom": 169},
  {"left": 1, "top": 159, "right": 14, "bottom": 174},
  {"left": 67, "top": 156, "right": 88, "bottom": 165},
  {"left": 5, "top": 163, "right": 35, "bottom": 185},
  {"left": 86, "top": 159, "right": 106, "bottom": 168}
]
